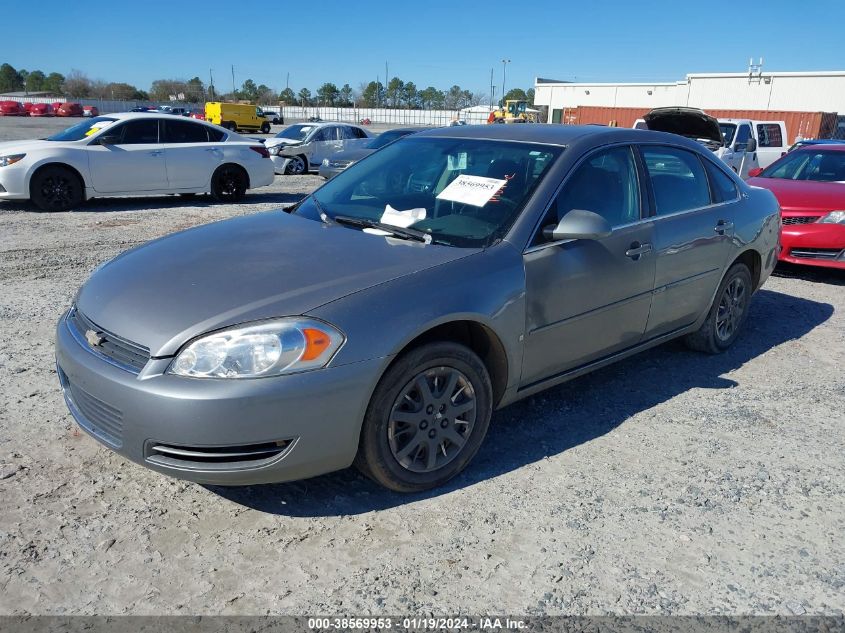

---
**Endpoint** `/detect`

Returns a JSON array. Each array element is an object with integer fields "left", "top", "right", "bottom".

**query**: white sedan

[{"left": 0, "top": 112, "right": 275, "bottom": 211}]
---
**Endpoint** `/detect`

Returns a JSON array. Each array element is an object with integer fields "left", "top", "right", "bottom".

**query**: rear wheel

[
  {"left": 284, "top": 155, "right": 308, "bottom": 175},
  {"left": 684, "top": 263, "right": 752, "bottom": 354},
  {"left": 355, "top": 342, "right": 493, "bottom": 492},
  {"left": 29, "top": 165, "right": 84, "bottom": 212},
  {"left": 210, "top": 165, "right": 248, "bottom": 202},
  {"left": 260, "top": 122, "right": 270, "bottom": 134}
]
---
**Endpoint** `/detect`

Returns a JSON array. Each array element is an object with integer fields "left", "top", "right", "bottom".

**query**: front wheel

[
  {"left": 685, "top": 262, "right": 752, "bottom": 354},
  {"left": 260, "top": 122, "right": 270, "bottom": 134},
  {"left": 29, "top": 165, "right": 84, "bottom": 212},
  {"left": 210, "top": 165, "right": 248, "bottom": 202},
  {"left": 284, "top": 155, "right": 307, "bottom": 175},
  {"left": 355, "top": 342, "right": 493, "bottom": 492}
]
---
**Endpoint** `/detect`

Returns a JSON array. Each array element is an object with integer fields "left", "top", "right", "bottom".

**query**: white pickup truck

[{"left": 718, "top": 119, "right": 788, "bottom": 169}]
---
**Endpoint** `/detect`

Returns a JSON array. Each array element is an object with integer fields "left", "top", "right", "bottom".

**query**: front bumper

[
  {"left": 0, "top": 162, "right": 30, "bottom": 200},
  {"left": 318, "top": 164, "right": 346, "bottom": 180},
  {"left": 55, "top": 310, "right": 382, "bottom": 485},
  {"left": 270, "top": 156, "right": 291, "bottom": 175},
  {"left": 779, "top": 223, "right": 845, "bottom": 269}
]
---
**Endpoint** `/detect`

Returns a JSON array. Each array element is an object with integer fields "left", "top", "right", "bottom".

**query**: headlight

[
  {"left": 322, "top": 158, "right": 330, "bottom": 166},
  {"left": 0, "top": 153, "right": 25, "bottom": 167},
  {"left": 818, "top": 211, "right": 845, "bottom": 224},
  {"left": 168, "top": 318, "right": 344, "bottom": 379},
  {"left": 267, "top": 145, "right": 279, "bottom": 156}
]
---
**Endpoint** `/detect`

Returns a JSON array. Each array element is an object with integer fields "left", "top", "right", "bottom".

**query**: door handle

[
  {"left": 625, "top": 242, "right": 652, "bottom": 259},
  {"left": 714, "top": 220, "right": 734, "bottom": 234},
  {"left": 149, "top": 150, "right": 163, "bottom": 156},
  {"left": 205, "top": 147, "right": 221, "bottom": 152}
]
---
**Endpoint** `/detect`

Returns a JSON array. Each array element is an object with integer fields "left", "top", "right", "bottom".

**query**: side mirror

[
  {"left": 97, "top": 135, "right": 121, "bottom": 146},
  {"left": 542, "top": 209, "right": 613, "bottom": 242},
  {"left": 748, "top": 167, "right": 764, "bottom": 178},
  {"left": 745, "top": 138, "right": 757, "bottom": 153}
]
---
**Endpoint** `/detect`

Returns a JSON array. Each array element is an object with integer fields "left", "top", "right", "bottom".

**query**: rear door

[
  {"left": 755, "top": 122, "right": 787, "bottom": 168},
  {"left": 638, "top": 145, "right": 737, "bottom": 338},
  {"left": 521, "top": 145, "right": 656, "bottom": 386},
  {"left": 161, "top": 119, "right": 222, "bottom": 188},
  {"left": 86, "top": 118, "right": 168, "bottom": 193}
]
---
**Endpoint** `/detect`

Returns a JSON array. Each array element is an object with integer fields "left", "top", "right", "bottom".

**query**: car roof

[
  {"left": 791, "top": 143, "right": 845, "bottom": 152},
  {"left": 413, "top": 123, "right": 701, "bottom": 149}
]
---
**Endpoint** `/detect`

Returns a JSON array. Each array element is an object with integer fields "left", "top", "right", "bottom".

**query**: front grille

[
  {"left": 145, "top": 440, "right": 294, "bottom": 471},
  {"left": 782, "top": 216, "right": 818, "bottom": 226},
  {"left": 790, "top": 248, "right": 844, "bottom": 260},
  {"left": 68, "top": 307, "right": 150, "bottom": 373},
  {"left": 58, "top": 368, "right": 123, "bottom": 447}
]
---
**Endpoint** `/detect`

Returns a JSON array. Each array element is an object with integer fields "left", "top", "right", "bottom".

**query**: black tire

[
  {"left": 684, "top": 262, "right": 753, "bottom": 354},
  {"left": 224, "top": 121, "right": 236, "bottom": 132},
  {"left": 29, "top": 165, "right": 84, "bottom": 212},
  {"left": 284, "top": 155, "right": 308, "bottom": 175},
  {"left": 260, "top": 122, "right": 270, "bottom": 134},
  {"left": 210, "top": 165, "right": 248, "bottom": 202},
  {"left": 354, "top": 342, "right": 493, "bottom": 492},
  {"left": 177, "top": 193, "right": 197, "bottom": 199}
]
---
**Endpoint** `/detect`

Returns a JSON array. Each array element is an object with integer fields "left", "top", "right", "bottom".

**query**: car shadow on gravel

[
  {"left": 0, "top": 191, "right": 307, "bottom": 213},
  {"left": 772, "top": 263, "right": 845, "bottom": 286},
  {"left": 209, "top": 288, "right": 834, "bottom": 516}
]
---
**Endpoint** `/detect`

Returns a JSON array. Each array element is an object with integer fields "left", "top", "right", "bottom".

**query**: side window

[
  {"left": 311, "top": 128, "right": 330, "bottom": 142},
  {"left": 703, "top": 159, "right": 739, "bottom": 203},
  {"left": 734, "top": 124, "right": 752, "bottom": 151},
  {"left": 352, "top": 126, "right": 368, "bottom": 139},
  {"left": 339, "top": 126, "right": 358, "bottom": 140},
  {"left": 757, "top": 124, "right": 783, "bottom": 148},
  {"left": 535, "top": 146, "right": 641, "bottom": 243},
  {"left": 641, "top": 146, "right": 711, "bottom": 215},
  {"left": 207, "top": 127, "right": 226, "bottom": 142},
  {"left": 164, "top": 120, "right": 210, "bottom": 143},
  {"left": 115, "top": 119, "right": 159, "bottom": 144}
]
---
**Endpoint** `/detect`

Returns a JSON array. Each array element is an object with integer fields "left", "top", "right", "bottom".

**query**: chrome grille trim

[{"left": 66, "top": 307, "right": 150, "bottom": 374}]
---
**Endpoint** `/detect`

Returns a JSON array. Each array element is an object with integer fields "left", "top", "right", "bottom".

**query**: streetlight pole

[{"left": 501, "top": 58, "right": 511, "bottom": 106}]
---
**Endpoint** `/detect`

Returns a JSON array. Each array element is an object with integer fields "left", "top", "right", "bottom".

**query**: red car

[
  {"left": 0, "top": 101, "right": 26, "bottom": 116},
  {"left": 56, "top": 102, "right": 84, "bottom": 117},
  {"left": 83, "top": 105, "right": 99, "bottom": 117},
  {"left": 748, "top": 144, "right": 845, "bottom": 270},
  {"left": 28, "top": 102, "right": 55, "bottom": 117},
  {"left": 188, "top": 109, "right": 206, "bottom": 121}
]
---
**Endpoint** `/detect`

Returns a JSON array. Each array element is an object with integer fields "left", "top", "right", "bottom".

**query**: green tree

[
  {"left": 297, "top": 87, "right": 312, "bottom": 106},
  {"left": 360, "top": 81, "right": 383, "bottom": 107},
  {"left": 43, "top": 72, "right": 65, "bottom": 95},
  {"left": 444, "top": 85, "right": 464, "bottom": 110},
  {"left": 63, "top": 69, "right": 92, "bottom": 98},
  {"left": 316, "top": 82, "right": 339, "bottom": 106},
  {"left": 503, "top": 88, "right": 528, "bottom": 103},
  {"left": 418, "top": 86, "right": 444, "bottom": 109},
  {"left": 386, "top": 76, "right": 404, "bottom": 108},
  {"left": 278, "top": 87, "right": 296, "bottom": 104},
  {"left": 186, "top": 77, "right": 205, "bottom": 102},
  {"left": 339, "top": 83, "right": 353, "bottom": 106},
  {"left": 403, "top": 81, "right": 417, "bottom": 108},
  {"left": 526, "top": 88, "right": 535, "bottom": 106},
  {"left": 240, "top": 79, "right": 258, "bottom": 100},
  {"left": 25, "top": 70, "right": 46, "bottom": 92},
  {"left": 0, "top": 63, "right": 23, "bottom": 93}
]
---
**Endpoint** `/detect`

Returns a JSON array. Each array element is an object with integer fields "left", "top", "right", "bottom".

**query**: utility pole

[
  {"left": 231, "top": 65, "right": 236, "bottom": 95},
  {"left": 490, "top": 68, "right": 494, "bottom": 108},
  {"left": 501, "top": 58, "right": 511, "bottom": 105},
  {"left": 385, "top": 61, "right": 389, "bottom": 106},
  {"left": 209, "top": 68, "right": 214, "bottom": 100},
  {"left": 286, "top": 72, "right": 289, "bottom": 91}
]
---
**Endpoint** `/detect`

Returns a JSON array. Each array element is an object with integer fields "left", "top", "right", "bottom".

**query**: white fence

[{"left": 279, "top": 106, "right": 493, "bottom": 126}]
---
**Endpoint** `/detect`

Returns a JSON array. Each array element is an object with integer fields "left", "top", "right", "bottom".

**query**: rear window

[
  {"left": 641, "top": 146, "right": 711, "bottom": 215},
  {"left": 164, "top": 120, "right": 211, "bottom": 143},
  {"left": 703, "top": 159, "right": 739, "bottom": 203},
  {"left": 757, "top": 124, "right": 783, "bottom": 148}
]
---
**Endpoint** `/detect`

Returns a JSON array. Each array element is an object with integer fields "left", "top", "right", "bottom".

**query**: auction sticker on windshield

[{"left": 436, "top": 175, "right": 507, "bottom": 207}]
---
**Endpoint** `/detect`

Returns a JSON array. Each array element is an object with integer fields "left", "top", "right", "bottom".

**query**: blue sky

[{"left": 4, "top": 0, "right": 843, "bottom": 97}]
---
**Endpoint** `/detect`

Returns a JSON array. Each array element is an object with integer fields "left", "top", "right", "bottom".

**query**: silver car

[
  {"left": 56, "top": 125, "right": 780, "bottom": 492},
  {"left": 265, "top": 122, "right": 371, "bottom": 175}
]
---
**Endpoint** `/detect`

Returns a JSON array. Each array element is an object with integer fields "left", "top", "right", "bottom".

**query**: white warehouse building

[{"left": 534, "top": 70, "right": 845, "bottom": 125}]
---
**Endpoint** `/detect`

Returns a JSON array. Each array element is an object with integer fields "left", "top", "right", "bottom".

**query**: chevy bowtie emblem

[{"left": 85, "top": 329, "right": 105, "bottom": 347}]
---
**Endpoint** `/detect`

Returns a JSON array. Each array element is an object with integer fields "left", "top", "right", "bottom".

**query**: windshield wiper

[
  {"left": 309, "top": 194, "right": 334, "bottom": 225},
  {"left": 334, "top": 215, "right": 432, "bottom": 244}
]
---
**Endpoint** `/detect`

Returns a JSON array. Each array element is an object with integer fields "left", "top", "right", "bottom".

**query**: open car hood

[{"left": 643, "top": 107, "right": 724, "bottom": 145}]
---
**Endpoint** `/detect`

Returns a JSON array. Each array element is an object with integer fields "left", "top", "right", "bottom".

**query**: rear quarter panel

[{"left": 737, "top": 183, "right": 781, "bottom": 289}]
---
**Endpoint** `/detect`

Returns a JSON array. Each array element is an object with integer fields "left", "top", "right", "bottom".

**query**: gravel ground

[{"left": 1, "top": 117, "right": 844, "bottom": 616}]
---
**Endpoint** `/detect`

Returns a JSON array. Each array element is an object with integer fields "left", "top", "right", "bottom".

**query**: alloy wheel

[{"left": 715, "top": 276, "right": 747, "bottom": 342}]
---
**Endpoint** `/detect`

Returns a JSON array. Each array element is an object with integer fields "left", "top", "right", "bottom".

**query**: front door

[
  {"left": 521, "top": 145, "right": 656, "bottom": 387},
  {"left": 86, "top": 118, "right": 168, "bottom": 193}
]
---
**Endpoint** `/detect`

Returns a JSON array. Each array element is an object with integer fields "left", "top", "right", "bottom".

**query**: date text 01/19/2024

[{"left": 307, "top": 617, "right": 528, "bottom": 630}]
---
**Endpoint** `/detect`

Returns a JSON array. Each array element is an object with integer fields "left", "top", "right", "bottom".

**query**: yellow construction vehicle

[{"left": 488, "top": 100, "right": 537, "bottom": 124}]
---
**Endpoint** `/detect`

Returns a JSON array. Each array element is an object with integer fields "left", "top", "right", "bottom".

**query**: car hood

[
  {"left": 643, "top": 107, "right": 724, "bottom": 145},
  {"left": 747, "top": 177, "right": 845, "bottom": 212},
  {"left": 0, "top": 139, "right": 56, "bottom": 152},
  {"left": 264, "top": 137, "right": 304, "bottom": 149},
  {"left": 76, "top": 211, "right": 479, "bottom": 357}
]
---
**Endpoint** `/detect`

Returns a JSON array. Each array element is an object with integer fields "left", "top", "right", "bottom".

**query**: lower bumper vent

[{"left": 145, "top": 440, "right": 293, "bottom": 471}]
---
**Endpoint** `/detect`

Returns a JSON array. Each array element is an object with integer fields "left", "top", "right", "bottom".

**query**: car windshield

[
  {"left": 46, "top": 117, "right": 118, "bottom": 141},
  {"left": 274, "top": 124, "right": 314, "bottom": 142},
  {"left": 761, "top": 150, "right": 845, "bottom": 181},
  {"left": 292, "top": 136, "right": 561, "bottom": 248},
  {"left": 367, "top": 130, "right": 415, "bottom": 150},
  {"left": 720, "top": 123, "right": 737, "bottom": 145}
]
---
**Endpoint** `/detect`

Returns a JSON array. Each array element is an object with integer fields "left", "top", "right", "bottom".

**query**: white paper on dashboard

[
  {"left": 380, "top": 204, "right": 427, "bottom": 228},
  {"left": 436, "top": 175, "right": 507, "bottom": 207}
]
